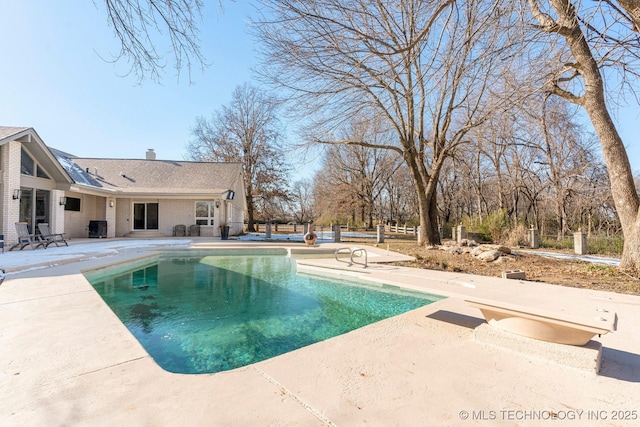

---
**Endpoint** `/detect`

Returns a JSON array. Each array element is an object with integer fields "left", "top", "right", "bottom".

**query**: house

[{"left": 1, "top": 126, "right": 246, "bottom": 246}]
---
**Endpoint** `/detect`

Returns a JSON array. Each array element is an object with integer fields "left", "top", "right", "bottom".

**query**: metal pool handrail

[{"left": 334, "top": 247, "right": 368, "bottom": 268}]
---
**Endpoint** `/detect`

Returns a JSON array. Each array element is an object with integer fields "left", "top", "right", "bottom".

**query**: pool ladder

[{"left": 334, "top": 247, "right": 368, "bottom": 268}]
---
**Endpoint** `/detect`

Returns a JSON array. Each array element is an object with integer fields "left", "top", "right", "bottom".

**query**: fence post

[
  {"left": 377, "top": 224, "right": 385, "bottom": 243},
  {"left": 265, "top": 221, "right": 272, "bottom": 239},
  {"left": 457, "top": 224, "right": 466, "bottom": 243},
  {"left": 574, "top": 231, "right": 587, "bottom": 255},
  {"left": 529, "top": 227, "right": 540, "bottom": 249},
  {"left": 333, "top": 223, "right": 341, "bottom": 243}
]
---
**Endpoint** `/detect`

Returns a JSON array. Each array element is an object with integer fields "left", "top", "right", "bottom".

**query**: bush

[
  {"left": 504, "top": 223, "right": 529, "bottom": 247},
  {"left": 462, "top": 210, "right": 509, "bottom": 243},
  {"left": 588, "top": 236, "right": 624, "bottom": 256},
  {"left": 540, "top": 236, "right": 573, "bottom": 251}
]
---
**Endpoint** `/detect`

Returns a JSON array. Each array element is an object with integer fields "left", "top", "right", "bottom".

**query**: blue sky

[
  {"left": 1, "top": 1, "right": 257, "bottom": 161},
  {"left": 1, "top": 1, "right": 638, "bottom": 177}
]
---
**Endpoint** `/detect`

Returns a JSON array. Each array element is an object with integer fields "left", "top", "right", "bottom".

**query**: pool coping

[{"left": 2, "top": 241, "right": 640, "bottom": 426}]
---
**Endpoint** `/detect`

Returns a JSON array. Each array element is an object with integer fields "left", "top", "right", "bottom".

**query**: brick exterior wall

[
  {"left": 2, "top": 141, "right": 23, "bottom": 246},
  {"left": 1, "top": 134, "right": 246, "bottom": 242},
  {"left": 50, "top": 189, "right": 65, "bottom": 235},
  {"left": 158, "top": 199, "right": 198, "bottom": 236},
  {"left": 63, "top": 192, "right": 101, "bottom": 238}
]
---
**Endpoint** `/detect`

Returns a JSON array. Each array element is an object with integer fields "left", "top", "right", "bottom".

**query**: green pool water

[{"left": 86, "top": 254, "right": 443, "bottom": 374}]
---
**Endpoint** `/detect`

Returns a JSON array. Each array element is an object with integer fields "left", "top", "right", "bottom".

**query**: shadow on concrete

[
  {"left": 600, "top": 347, "right": 640, "bottom": 382},
  {"left": 427, "top": 310, "right": 485, "bottom": 330}
]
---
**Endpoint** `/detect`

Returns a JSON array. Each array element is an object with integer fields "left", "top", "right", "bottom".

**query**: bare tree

[
  {"left": 313, "top": 117, "right": 401, "bottom": 228},
  {"left": 100, "top": 0, "right": 210, "bottom": 82},
  {"left": 312, "top": 165, "right": 355, "bottom": 224},
  {"left": 534, "top": 96, "right": 599, "bottom": 238},
  {"left": 254, "top": 0, "right": 519, "bottom": 245},
  {"left": 383, "top": 164, "right": 418, "bottom": 225},
  {"left": 614, "top": 0, "right": 640, "bottom": 32},
  {"left": 288, "top": 178, "right": 315, "bottom": 224},
  {"left": 527, "top": 0, "right": 640, "bottom": 270},
  {"left": 188, "top": 83, "right": 290, "bottom": 231},
  {"left": 437, "top": 158, "right": 465, "bottom": 225},
  {"left": 463, "top": 111, "right": 518, "bottom": 224}
]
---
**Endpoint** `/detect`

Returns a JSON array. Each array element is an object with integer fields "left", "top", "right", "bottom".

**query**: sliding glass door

[
  {"left": 19, "top": 189, "right": 50, "bottom": 233},
  {"left": 133, "top": 202, "right": 158, "bottom": 230}
]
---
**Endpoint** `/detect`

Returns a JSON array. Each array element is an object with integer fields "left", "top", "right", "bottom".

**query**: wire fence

[
  {"left": 250, "top": 223, "right": 624, "bottom": 256},
  {"left": 540, "top": 235, "right": 623, "bottom": 256}
]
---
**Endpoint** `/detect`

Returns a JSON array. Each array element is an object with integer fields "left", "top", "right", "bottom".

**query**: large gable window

[
  {"left": 195, "top": 201, "right": 215, "bottom": 225},
  {"left": 21, "top": 148, "right": 51, "bottom": 179},
  {"left": 21, "top": 148, "right": 34, "bottom": 175}
]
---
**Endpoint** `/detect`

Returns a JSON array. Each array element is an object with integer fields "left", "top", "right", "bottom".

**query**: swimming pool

[{"left": 85, "top": 252, "right": 443, "bottom": 374}]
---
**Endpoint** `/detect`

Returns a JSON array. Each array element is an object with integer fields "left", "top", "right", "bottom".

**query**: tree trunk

[
  {"left": 246, "top": 193, "right": 256, "bottom": 232},
  {"left": 405, "top": 149, "right": 443, "bottom": 246},
  {"left": 618, "top": 0, "right": 640, "bottom": 32},
  {"left": 568, "top": 27, "right": 640, "bottom": 269},
  {"left": 582, "top": 97, "right": 640, "bottom": 269},
  {"left": 532, "top": 0, "right": 640, "bottom": 270}
]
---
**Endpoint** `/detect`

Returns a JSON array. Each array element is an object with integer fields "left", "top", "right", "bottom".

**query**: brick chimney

[{"left": 146, "top": 149, "right": 156, "bottom": 160}]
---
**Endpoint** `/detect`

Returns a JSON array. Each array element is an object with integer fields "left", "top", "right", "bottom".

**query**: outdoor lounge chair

[
  {"left": 9, "top": 222, "right": 46, "bottom": 251},
  {"left": 37, "top": 223, "right": 69, "bottom": 248}
]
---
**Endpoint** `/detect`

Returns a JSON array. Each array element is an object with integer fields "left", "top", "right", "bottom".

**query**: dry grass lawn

[{"left": 342, "top": 235, "right": 640, "bottom": 295}]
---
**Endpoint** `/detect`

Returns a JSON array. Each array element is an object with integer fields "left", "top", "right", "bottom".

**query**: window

[
  {"left": 21, "top": 148, "right": 34, "bottom": 175},
  {"left": 195, "top": 201, "right": 215, "bottom": 225},
  {"left": 18, "top": 189, "right": 51, "bottom": 231},
  {"left": 133, "top": 203, "right": 159, "bottom": 230},
  {"left": 21, "top": 148, "right": 51, "bottom": 179},
  {"left": 64, "top": 197, "right": 81, "bottom": 212},
  {"left": 19, "top": 188, "right": 33, "bottom": 225},
  {"left": 36, "top": 165, "right": 50, "bottom": 179}
]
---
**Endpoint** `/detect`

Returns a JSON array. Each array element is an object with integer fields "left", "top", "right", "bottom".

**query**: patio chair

[
  {"left": 9, "top": 222, "right": 46, "bottom": 251},
  {"left": 37, "top": 223, "right": 69, "bottom": 248},
  {"left": 173, "top": 224, "right": 186, "bottom": 237}
]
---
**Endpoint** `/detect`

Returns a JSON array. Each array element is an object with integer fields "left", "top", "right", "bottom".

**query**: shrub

[
  {"left": 462, "top": 210, "right": 509, "bottom": 243},
  {"left": 504, "top": 223, "right": 529, "bottom": 247}
]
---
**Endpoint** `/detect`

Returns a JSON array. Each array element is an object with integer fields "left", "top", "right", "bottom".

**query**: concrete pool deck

[{"left": 1, "top": 239, "right": 640, "bottom": 426}]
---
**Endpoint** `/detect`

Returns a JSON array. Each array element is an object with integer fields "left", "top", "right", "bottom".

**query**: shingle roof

[
  {"left": 0, "top": 126, "right": 30, "bottom": 143},
  {"left": 2, "top": 126, "right": 242, "bottom": 197},
  {"left": 53, "top": 151, "right": 243, "bottom": 195}
]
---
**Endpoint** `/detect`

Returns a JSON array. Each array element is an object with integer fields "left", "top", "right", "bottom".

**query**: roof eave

[{"left": 112, "top": 191, "right": 230, "bottom": 198}]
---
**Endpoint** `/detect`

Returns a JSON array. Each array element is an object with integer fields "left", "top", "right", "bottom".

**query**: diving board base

[{"left": 473, "top": 323, "right": 602, "bottom": 373}]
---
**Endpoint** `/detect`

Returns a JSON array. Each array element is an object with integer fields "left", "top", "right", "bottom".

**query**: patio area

[{"left": 1, "top": 239, "right": 639, "bottom": 426}]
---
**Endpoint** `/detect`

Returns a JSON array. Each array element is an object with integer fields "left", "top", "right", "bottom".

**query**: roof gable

[
  {"left": 2, "top": 126, "right": 243, "bottom": 198},
  {"left": 0, "top": 126, "right": 30, "bottom": 144},
  {"left": 0, "top": 127, "right": 73, "bottom": 183}
]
